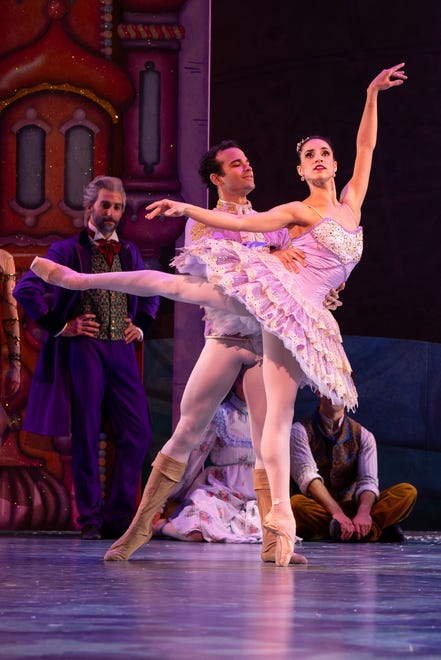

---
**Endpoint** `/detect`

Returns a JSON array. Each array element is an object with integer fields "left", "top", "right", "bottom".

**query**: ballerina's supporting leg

[
  {"left": 253, "top": 469, "right": 307, "bottom": 565},
  {"left": 259, "top": 331, "right": 305, "bottom": 567},
  {"left": 243, "top": 363, "right": 306, "bottom": 564},
  {"left": 30, "top": 256, "right": 248, "bottom": 317}
]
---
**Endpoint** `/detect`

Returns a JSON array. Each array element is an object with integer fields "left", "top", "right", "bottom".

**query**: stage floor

[{"left": 0, "top": 532, "right": 440, "bottom": 659}]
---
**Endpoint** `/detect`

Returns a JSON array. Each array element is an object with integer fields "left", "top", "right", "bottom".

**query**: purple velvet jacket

[{"left": 13, "top": 228, "right": 160, "bottom": 436}]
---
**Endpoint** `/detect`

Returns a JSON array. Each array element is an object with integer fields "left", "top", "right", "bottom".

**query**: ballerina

[{"left": 31, "top": 63, "right": 406, "bottom": 565}]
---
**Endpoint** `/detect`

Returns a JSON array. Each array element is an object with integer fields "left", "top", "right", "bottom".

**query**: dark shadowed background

[{"left": 210, "top": 0, "right": 441, "bottom": 343}]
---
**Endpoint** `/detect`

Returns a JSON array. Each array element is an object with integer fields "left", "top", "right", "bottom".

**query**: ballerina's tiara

[{"left": 296, "top": 136, "right": 311, "bottom": 153}]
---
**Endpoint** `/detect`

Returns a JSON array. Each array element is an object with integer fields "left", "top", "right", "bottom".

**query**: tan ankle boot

[
  {"left": 253, "top": 469, "right": 307, "bottom": 565},
  {"left": 104, "top": 452, "right": 186, "bottom": 561}
]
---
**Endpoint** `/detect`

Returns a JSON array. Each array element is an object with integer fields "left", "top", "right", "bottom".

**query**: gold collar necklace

[{"left": 216, "top": 199, "right": 253, "bottom": 215}]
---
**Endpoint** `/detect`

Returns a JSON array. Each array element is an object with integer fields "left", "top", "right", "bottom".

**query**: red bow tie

[{"left": 89, "top": 232, "right": 121, "bottom": 267}]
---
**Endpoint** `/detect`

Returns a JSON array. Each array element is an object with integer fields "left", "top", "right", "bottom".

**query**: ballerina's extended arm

[
  {"left": 145, "top": 198, "right": 306, "bottom": 234},
  {"left": 339, "top": 62, "right": 407, "bottom": 217},
  {"left": 146, "top": 63, "right": 407, "bottom": 232}
]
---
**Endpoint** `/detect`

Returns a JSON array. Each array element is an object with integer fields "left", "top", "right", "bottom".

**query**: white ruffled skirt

[{"left": 173, "top": 239, "right": 357, "bottom": 410}]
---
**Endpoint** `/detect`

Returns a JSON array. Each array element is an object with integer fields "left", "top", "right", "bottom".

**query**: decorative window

[
  {"left": 139, "top": 61, "right": 160, "bottom": 174},
  {"left": 59, "top": 109, "right": 100, "bottom": 223},
  {"left": 10, "top": 108, "right": 51, "bottom": 227}
]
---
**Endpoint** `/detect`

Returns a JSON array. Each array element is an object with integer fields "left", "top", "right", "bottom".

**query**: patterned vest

[
  {"left": 78, "top": 243, "right": 128, "bottom": 341},
  {"left": 302, "top": 411, "right": 362, "bottom": 502}
]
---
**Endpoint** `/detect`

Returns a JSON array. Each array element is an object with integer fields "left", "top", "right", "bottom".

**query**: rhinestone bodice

[
  {"left": 310, "top": 218, "right": 363, "bottom": 264},
  {"left": 288, "top": 218, "right": 363, "bottom": 306}
]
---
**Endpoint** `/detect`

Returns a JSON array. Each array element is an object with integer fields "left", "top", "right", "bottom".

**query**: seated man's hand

[
  {"left": 332, "top": 511, "right": 355, "bottom": 541},
  {"left": 324, "top": 282, "right": 345, "bottom": 310},
  {"left": 352, "top": 511, "right": 373, "bottom": 540}
]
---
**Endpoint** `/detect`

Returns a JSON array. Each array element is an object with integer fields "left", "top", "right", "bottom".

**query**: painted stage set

[
  {"left": 0, "top": 3, "right": 440, "bottom": 659},
  {"left": 1, "top": 532, "right": 440, "bottom": 659}
]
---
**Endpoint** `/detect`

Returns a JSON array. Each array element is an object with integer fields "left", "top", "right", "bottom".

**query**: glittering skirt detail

[{"left": 172, "top": 239, "right": 358, "bottom": 410}]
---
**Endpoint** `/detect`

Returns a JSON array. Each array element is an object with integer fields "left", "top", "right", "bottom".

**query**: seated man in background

[{"left": 290, "top": 395, "right": 417, "bottom": 542}]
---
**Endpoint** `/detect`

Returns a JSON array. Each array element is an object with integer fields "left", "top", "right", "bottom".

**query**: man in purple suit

[{"left": 14, "top": 176, "right": 159, "bottom": 540}]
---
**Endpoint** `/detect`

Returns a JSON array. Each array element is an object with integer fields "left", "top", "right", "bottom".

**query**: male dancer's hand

[
  {"left": 272, "top": 247, "right": 306, "bottom": 273},
  {"left": 324, "top": 282, "right": 345, "bottom": 310}
]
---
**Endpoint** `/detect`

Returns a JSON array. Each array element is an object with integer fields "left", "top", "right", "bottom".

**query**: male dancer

[{"left": 163, "top": 140, "right": 309, "bottom": 562}]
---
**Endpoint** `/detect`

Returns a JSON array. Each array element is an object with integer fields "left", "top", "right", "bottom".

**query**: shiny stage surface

[{"left": 0, "top": 533, "right": 440, "bottom": 659}]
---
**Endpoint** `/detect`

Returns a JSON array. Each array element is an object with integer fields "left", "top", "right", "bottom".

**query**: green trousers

[{"left": 291, "top": 483, "right": 417, "bottom": 541}]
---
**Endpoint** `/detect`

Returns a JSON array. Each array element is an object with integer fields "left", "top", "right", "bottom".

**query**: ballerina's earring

[{"left": 300, "top": 175, "right": 304, "bottom": 182}]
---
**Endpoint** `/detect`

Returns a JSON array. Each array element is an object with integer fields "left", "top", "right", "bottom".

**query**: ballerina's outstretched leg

[
  {"left": 31, "top": 257, "right": 94, "bottom": 290},
  {"left": 31, "top": 256, "right": 249, "bottom": 316}
]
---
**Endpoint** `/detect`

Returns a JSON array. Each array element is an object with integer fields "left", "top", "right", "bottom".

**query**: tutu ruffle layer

[
  {"left": 203, "top": 306, "right": 261, "bottom": 338},
  {"left": 173, "top": 238, "right": 357, "bottom": 410}
]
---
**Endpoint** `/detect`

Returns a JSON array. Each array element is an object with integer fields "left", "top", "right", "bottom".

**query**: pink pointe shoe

[
  {"left": 263, "top": 511, "right": 305, "bottom": 567},
  {"left": 30, "top": 257, "right": 87, "bottom": 290}
]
